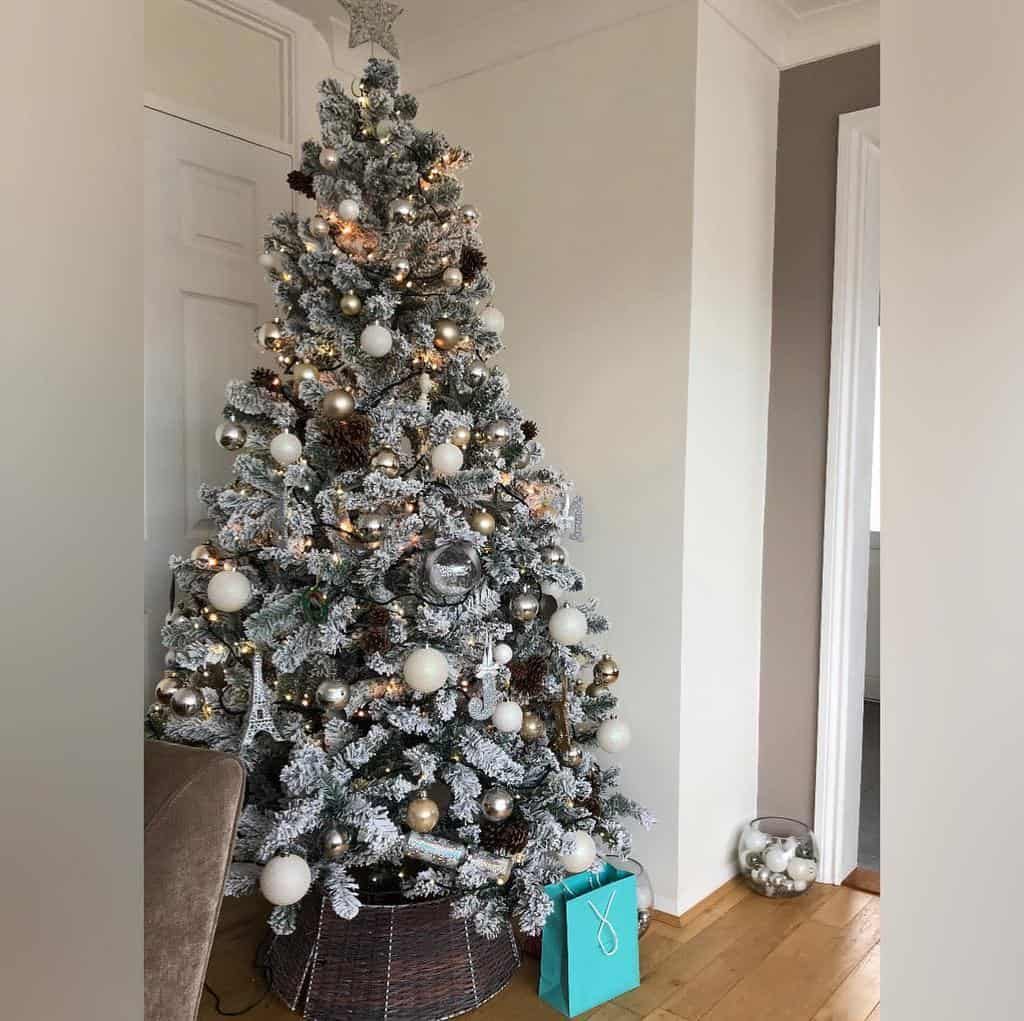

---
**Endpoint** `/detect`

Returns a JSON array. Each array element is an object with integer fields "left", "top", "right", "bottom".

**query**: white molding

[{"left": 814, "top": 106, "right": 879, "bottom": 886}]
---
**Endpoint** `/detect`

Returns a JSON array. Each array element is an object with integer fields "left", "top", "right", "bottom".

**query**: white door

[{"left": 144, "top": 109, "right": 292, "bottom": 700}]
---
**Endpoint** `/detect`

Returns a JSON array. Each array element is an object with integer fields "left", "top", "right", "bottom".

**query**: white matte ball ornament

[
  {"left": 493, "top": 643, "right": 513, "bottom": 666},
  {"left": 559, "top": 831, "right": 597, "bottom": 874},
  {"left": 786, "top": 856, "right": 817, "bottom": 883},
  {"left": 360, "top": 323, "right": 393, "bottom": 357},
  {"left": 480, "top": 306, "right": 505, "bottom": 336},
  {"left": 548, "top": 605, "right": 587, "bottom": 646},
  {"left": 492, "top": 701, "right": 524, "bottom": 734},
  {"left": 430, "top": 442, "right": 463, "bottom": 476},
  {"left": 764, "top": 846, "right": 791, "bottom": 874},
  {"left": 403, "top": 647, "right": 449, "bottom": 694},
  {"left": 258, "top": 251, "right": 282, "bottom": 272},
  {"left": 596, "top": 718, "right": 632, "bottom": 754},
  {"left": 742, "top": 826, "right": 770, "bottom": 853},
  {"left": 270, "top": 431, "right": 302, "bottom": 465},
  {"left": 207, "top": 570, "right": 252, "bottom": 613},
  {"left": 259, "top": 854, "right": 311, "bottom": 906},
  {"left": 337, "top": 198, "right": 360, "bottom": 222}
]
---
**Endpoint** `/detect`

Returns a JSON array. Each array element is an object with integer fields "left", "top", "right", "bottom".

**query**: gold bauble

[
  {"left": 450, "top": 425, "right": 472, "bottom": 449},
  {"left": 469, "top": 509, "right": 496, "bottom": 537},
  {"left": 586, "top": 682, "right": 609, "bottom": 698},
  {"left": 340, "top": 291, "right": 363, "bottom": 317},
  {"left": 406, "top": 792, "right": 440, "bottom": 833},
  {"left": 561, "top": 742, "right": 584, "bottom": 768},
  {"left": 433, "top": 318, "right": 460, "bottom": 350},
  {"left": 322, "top": 388, "right": 356, "bottom": 420},
  {"left": 292, "top": 362, "right": 319, "bottom": 383},
  {"left": 520, "top": 711, "right": 545, "bottom": 742},
  {"left": 371, "top": 448, "right": 401, "bottom": 478},
  {"left": 593, "top": 654, "right": 620, "bottom": 685},
  {"left": 154, "top": 672, "right": 184, "bottom": 706}
]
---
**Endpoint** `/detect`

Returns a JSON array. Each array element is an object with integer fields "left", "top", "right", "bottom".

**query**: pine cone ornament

[
  {"left": 510, "top": 656, "right": 547, "bottom": 698},
  {"left": 251, "top": 366, "right": 282, "bottom": 392},
  {"left": 521, "top": 420, "right": 539, "bottom": 441},
  {"left": 359, "top": 606, "right": 392, "bottom": 655},
  {"left": 321, "top": 414, "right": 371, "bottom": 470},
  {"left": 479, "top": 810, "right": 530, "bottom": 855},
  {"left": 287, "top": 169, "right": 315, "bottom": 198},
  {"left": 460, "top": 246, "right": 487, "bottom": 282}
]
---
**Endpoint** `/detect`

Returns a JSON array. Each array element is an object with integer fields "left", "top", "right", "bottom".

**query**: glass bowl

[
  {"left": 604, "top": 856, "right": 654, "bottom": 936},
  {"left": 738, "top": 817, "right": 818, "bottom": 898}
]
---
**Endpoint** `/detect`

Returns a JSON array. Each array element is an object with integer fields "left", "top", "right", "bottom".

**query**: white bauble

[
  {"left": 270, "top": 431, "right": 302, "bottom": 465},
  {"left": 493, "top": 642, "right": 513, "bottom": 666},
  {"left": 360, "top": 323, "right": 393, "bottom": 357},
  {"left": 742, "top": 826, "right": 770, "bottom": 853},
  {"left": 792, "top": 879, "right": 808, "bottom": 893},
  {"left": 540, "top": 580, "right": 565, "bottom": 599},
  {"left": 207, "top": 571, "right": 252, "bottom": 613},
  {"left": 430, "top": 443, "right": 464, "bottom": 476},
  {"left": 596, "top": 718, "right": 632, "bottom": 754},
  {"left": 403, "top": 647, "right": 449, "bottom": 693},
  {"left": 786, "top": 856, "right": 817, "bottom": 883},
  {"left": 764, "top": 846, "right": 791, "bottom": 874},
  {"left": 559, "top": 831, "right": 597, "bottom": 874},
  {"left": 548, "top": 605, "right": 587, "bottom": 645},
  {"left": 259, "top": 854, "right": 311, "bottom": 906},
  {"left": 337, "top": 198, "right": 360, "bottom": 222},
  {"left": 480, "top": 306, "right": 505, "bottom": 336},
  {"left": 492, "top": 700, "right": 524, "bottom": 734},
  {"left": 258, "top": 251, "right": 282, "bottom": 272}
]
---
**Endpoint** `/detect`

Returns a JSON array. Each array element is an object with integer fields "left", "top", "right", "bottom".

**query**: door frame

[{"left": 814, "top": 106, "right": 880, "bottom": 886}]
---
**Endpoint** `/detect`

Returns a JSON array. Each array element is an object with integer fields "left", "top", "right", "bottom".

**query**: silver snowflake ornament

[{"left": 338, "top": 0, "right": 403, "bottom": 59}]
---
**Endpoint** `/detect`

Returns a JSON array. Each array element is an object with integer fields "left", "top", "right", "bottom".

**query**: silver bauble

[
  {"left": 433, "top": 318, "right": 460, "bottom": 351},
  {"left": 340, "top": 291, "right": 363, "bottom": 317},
  {"left": 371, "top": 448, "right": 401, "bottom": 478},
  {"left": 510, "top": 591, "right": 540, "bottom": 622},
  {"left": 561, "top": 743, "right": 584, "bottom": 768},
  {"left": 321, "top": 826, "right": 350, "bottom": 860},
  {"left": 322, "top": 389, "right": 356, "bottom": 420},
  {"left": 357, "top": 511, "right": 387, "bottom": 544},
  {"left": 316, "top": 679, "right": 350, "bottom": 710},
  {"left": 465, "top": 359, "right": 488, "bottom": 388},
  {"left": 170, "top": 686, "right": 205, "bottom": 718},
  {"left": 390, "top": 258, "right": 411, "bottom": 284},
  {"left": 215, "top": 420, "right": 247, "bottom": 451},
  {"left": 319, "top": 147, "right": 340, "bottom": 170},
  {"left": 460, "top": 204, "right": 479, "bottom": 225},
  {"left": 257, "top": 320, "right": 283, "bottom": 348},
  {"left": 594, "top": 655, "right": 620, "bottom": 685},
  {"left": 638, "top": 909, "right": 652, "bottom": 939},
  {"left": 481, "top": 786, "right": 514, "bottom": 822},
  {"left": 424, "top": 542, "right": 483, "bottom": 601},
  {"left": 483, "top": 420, "right": 511, "bottom": 448},
  {"left": 292, "top": 362, "right": 319, "bottom": 383},
  {"left": 469, "top": 509, "right": 496, "bottom": 537},
  {"left": 155, "top": 673, "right": 184, "bottom": 706},
  {"left": 310, "top": 215, "right": 331, "bottom": 238},
  {"left": 586, "top": 683, "right": 609, "bottom": 699},
  {"left": 539, "top": 544, "right": 567, "bottom": 566},
  {"left": 389, "top": 197, "right": 416, "bottom": 223},
  {"left": 442, "top": 266, "right": 464, "bottom": 289},
  {"left": 450, "top": 425, "right": 472, "bottom": 449},
  {"left": 520, "top": 711, "right": 545, "bottom": 742}
]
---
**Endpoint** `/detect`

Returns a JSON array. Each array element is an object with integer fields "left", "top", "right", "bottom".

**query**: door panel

[{"left": 144, "top": 109, "right": 291, "bottom": 699}]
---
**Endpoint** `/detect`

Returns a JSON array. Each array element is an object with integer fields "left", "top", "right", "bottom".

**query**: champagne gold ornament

[
  {"left": 215, "top": 419, "right": 247, "bottom": 451},
  {"left": 340, "top": 291, "right": 363, "bottom": 317},
  {"left": 370, "top": 448, "right": 401, "bottom": 478},
  {"left": 170, "top": 686, "right": 205, "bottom": 719},
  {"left": 319, "top": 147, "right": 340, "bottom": 170},
  {"left": 520, "top": 710, "right": 545, "bottom": 742},
  {"left": 310, "top": 215, "right": 330, "bottom": 237},
  {"left": 593, "top": 654, "right": 620, "bottom": 685},
  {"left": 389, "top": 197, "right": 416, "bottom": 223},
  {"left": 481, "top": 786, "right": 514, "bottom": 822},
  {"left": 561, "top": 742, "right": 584, "bottom": 768},
  {"left": 390, "top": 258, "right": 411, "bottom": 284},
  {"left": 450, "top": 425, "right": 471, "bottom": 449},
  {"left": 292, "top": 362, "right": 319, "bottom": 383},
  {"left": 483, "top": 420, "right": 511, "bottom": 448},
  {"left": 538, "top": 544, "right": 566, "bottom": 566},
  {"left": 155, "top": 672, "right": 184, "bottom": 706},
  {"left": 316, "top": 679, "right": 350, "bottom": 710},
  {"left": 433, "top": 317, "right": 460, "bottom": 350},
  {"left": 469, "top": 509, "right": 496, "bottom": 537},
  {"left": 465, "top": 359, "right": 487, "bottom": 389},
  {"left": 586, "top": 682, "right": 609, "bottom": 698},
  {"left": 406, "top": 791, "right": 440, "bottom": 833},
  {"left": 357, "top": 511, "right": 387, "bottom": 544},
  {"left": 442, "top": 266, "right": 464, "bottom": 289},
  {"left": 460, "top": 204, "right": 479, "bottom": 225},
  {"left": 322, "top": 389, "right": 356, "bottom": 420},
  {"left": 321, "top": 826, "right": 350, "bottom": 860},
  {"left": 190, "top": 544, "right": 217, "bottom": 567}
]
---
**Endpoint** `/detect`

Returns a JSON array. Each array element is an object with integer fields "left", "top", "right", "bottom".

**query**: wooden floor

[{"left": 201, "top": 880, "right": 879, "bottom": 1021}]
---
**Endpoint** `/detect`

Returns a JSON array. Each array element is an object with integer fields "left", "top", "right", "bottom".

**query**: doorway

[{"left": 814, "top": 106, "right": 880, "bottom": 889}]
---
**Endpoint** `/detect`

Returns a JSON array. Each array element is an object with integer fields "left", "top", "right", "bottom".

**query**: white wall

[
  {"left": 421, "top": 1, "right": 778, "bottom": 915},
  {"left": 885, "top": 1, "right": 1024, "bottom": 1015},
  {"left": 678, "top": 2, "right": 778, "bottom": 909}
]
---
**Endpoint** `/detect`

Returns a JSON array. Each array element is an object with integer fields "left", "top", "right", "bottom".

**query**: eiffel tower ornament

[{"left": 241, "top": 653, "right": 282, "bottom": 750}]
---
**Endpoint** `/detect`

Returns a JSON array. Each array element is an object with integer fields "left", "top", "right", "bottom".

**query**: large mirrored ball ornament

[
  {"left": 465, "top": 359, "right": 488, "bottom": 388},
  {"left": 259, "top": 854, "right": 311, "bottom": 906},
  {"left": 270, "top": 431, "right": 302, "bottom": 465},
  {"left": 215, "top": 420, "right": 247, "bottom": 451},
  {"left": 322, "top": 388, "right": 355, "bottom": 420},
  {"left": 481, "top": 786, "right": 514, "bottom": 822},
  {"left": 549, "top": 605, "right": 588, "bottom": 645},
  {"left": 316, "top": 679, "right": 350, "bottom": 711},
  {"left": 597, "top": 718, "right": 632, "bottom": 753},
  {"left": 492, "top": 700, "right": 523, "bottom": 734},
  {"left": 424, "top": 542, "right": 482, "bottom": 601},
  {"left": 593, "top": 654, "right": 620, "bottom": 685},
  {"left": 170, "top": 686, "right": 205, "bottom": 719},
  {"left": 371, "top": 448, "right": 401, "bottom": 478},
  {"left": 483, "top": 420, "right": 511, "bottom": 449},
  {"left": 510, "top": 591, "right": 540, "bottom": 622},
  {"left": 321, "top": 826, "right": 350, "bottom": 860},
  {"left": 337, "top": 198, "right": 360, "bottom": 221},
  {"left": 319, "top": 147, "right": 340, "bottom": 170},
  {"left": 480, "top": 306, "right": 505, "bottom": 336},
  {"left": 207, "top": 570, "right": 252, "bottom": 612},
  {"left": 559, "top": 830, "right": 597, "bottom": 874},
  {"left": 403, "top": 646, "right": 449, "bottom": 694},
  {"left": 360, "top": 323, "right": 393, "bottom": 357},
  {"left": 539, "top": 544, "right": 567, "bottom": 566}
]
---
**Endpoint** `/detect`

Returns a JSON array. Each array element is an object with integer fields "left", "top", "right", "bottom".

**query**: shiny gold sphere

[
  {"left": 465, "top": 359, "right": 488, "bottom": 388},
  {"left": 406, "top": 793, "right": 440, "bottom": 833},
  {"left": 292, "top": 362, "right": 319, "bottom": 383},
  {"left": 442, "top": 266, "right": 464, "bottom": 289},
  {"left": 520, "top": 711, "right": 545, "bottom": 742},
  {"left": 154, "top": 672, "right": 184, "bottom": 706},
  {"left": 433, "top": 317, "right": 461, "bottom": 351},
  {"left": 390, "top": 258, "right": 411, "bottom": 284},
  {"left": 322, "top": 388, "right": 356, "bottom": 420},
  {"left": 357, "top": 511, "right": 387, "bottom": 544},
  {"left": 586, "top": 683, "right": 610, "bottom": 698},
  {"left": 593, "top": 654, "right": 620, "bottom": 685},
  {"left": 371, "top": 448, "right": 401, "bottom": 478},
  {"left": 561, "top": 743, "right": 584, "bottom": 768},
  {"left": 481, "top": 786, "right": 514, "bottom": 822},
  {"left": 469, "top": 509, "right": 496, "bottom": 537},
  {"left": 340, "top": 291, "right": 363, "bottom": 317},
  {"left": 450, "top": 425, "right": 472, "bottom": 449},
  {"left": 539, "top": 544, "right": 567, "bottom": 566},
  {"left": 483, "top": 420, "right": 512, "bottom": 448}
]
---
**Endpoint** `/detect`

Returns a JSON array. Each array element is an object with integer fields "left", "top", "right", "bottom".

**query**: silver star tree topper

[{"left": 338, "top": 0, "right": 403, "bottom": 60}]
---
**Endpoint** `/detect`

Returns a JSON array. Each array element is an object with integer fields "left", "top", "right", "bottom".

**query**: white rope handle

[{"left": 587, "top": 890, "right": 619, "bottom": 957}]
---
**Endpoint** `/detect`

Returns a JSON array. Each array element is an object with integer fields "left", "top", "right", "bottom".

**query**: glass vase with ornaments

[{"left": 738, "top": 817, "right": 818, "bottom": 898}]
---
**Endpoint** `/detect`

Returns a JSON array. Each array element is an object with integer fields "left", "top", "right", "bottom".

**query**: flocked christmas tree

[{"left": 149, "top": 59, "right": 652, "bottom": 939}]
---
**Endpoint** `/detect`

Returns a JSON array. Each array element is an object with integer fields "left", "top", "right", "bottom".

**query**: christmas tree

[{"left": 149, "top": 59, "right": 652, "bottom": 939}]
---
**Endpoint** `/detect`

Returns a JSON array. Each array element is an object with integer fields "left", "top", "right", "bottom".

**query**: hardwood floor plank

[
  {"left": 811, "top": 942, "right": 880, "bottom": 1020},
  {"left": 812, "top": 887, "right": 874, "bottom": 927},
  {"left": 843, "top": 868, "right": 881, "bottom": 896}
]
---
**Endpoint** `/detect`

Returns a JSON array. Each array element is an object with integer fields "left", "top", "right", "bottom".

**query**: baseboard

[{"left": 651, "top": 876, "right": 746, "bottom": 928}]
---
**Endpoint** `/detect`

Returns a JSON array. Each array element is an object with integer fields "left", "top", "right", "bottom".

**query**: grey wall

[{"left": 757, "top": 45, "right": 880, "bottom": 822}]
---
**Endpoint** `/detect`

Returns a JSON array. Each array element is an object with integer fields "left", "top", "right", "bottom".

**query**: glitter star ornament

[{"left": 338, "top": 0, "right": 403, "bottom": 60}]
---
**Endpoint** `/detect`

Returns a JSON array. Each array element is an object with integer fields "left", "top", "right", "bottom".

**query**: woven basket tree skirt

[{"left": 268, "top": 894, "right": 522, "bottom": 1021}]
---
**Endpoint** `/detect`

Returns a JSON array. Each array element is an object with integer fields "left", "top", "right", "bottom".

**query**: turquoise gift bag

[{"left": 538, "top": 862, "right": 640, "bottom": 1017}]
